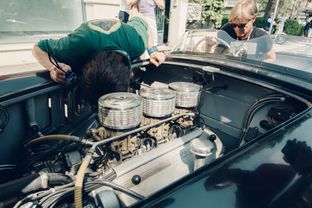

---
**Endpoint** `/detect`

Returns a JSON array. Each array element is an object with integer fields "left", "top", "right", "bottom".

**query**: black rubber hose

[
  {"left": 239, "top": 96, "right": 285, "bottom": 145},
  {"left": 0, "top": 173, "right": 72, "bottom": 201},
  {"left": 22, "top": 173, "right": 72, "bottom": 193},
  {"left": 24, "top": 134, "right": 81, "bottom": 149},
  {"left": 0, "top": 173, "right": 39, "bottom": 201},
  {"left": 89, "top": 180, "right": 145, "bottom": 200},
  {"left": 13, "top": 182, "right": 75, "bottom": 208},
  {"left": 34, "top": 179, "right": 145, "bottom": 208}
]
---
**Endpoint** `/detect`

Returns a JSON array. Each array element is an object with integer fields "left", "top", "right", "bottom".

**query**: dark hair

[{"left": 80, "top": 50, "right": 131, "bottom": 104}]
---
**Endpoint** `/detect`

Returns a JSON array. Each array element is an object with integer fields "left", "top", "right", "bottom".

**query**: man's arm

[
  {"left": 32, "top": 45, "right": 53, "bottom": 70},
  {"left": 147, "top": 26, "right": 165, "bottom": 67},
  {"left": 146, "top": 22, "right": 165, "bottom": 67},
  {"left": 32, "top": 45, "right": 71, "bottom": 83}
]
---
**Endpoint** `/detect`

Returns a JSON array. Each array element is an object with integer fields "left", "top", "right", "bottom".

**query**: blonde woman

[{"left": 221, "top": 0, "right": 276, "bottom": 63}]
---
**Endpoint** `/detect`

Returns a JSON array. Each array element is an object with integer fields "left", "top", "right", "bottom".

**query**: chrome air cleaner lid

[
  {"left": 98, "top": 92, "right": 142, "bottom": 110},
  {"left": 139, "top": 87, "right": 176, "bottom": 100},
  {"left": 169, "top": 82, "right": 201, "bottom": 108},
  {"left": 98, "top": 92, "right": 142, "bottom": 130},
  {"left": 168, "top": 82, "right": 201, "bottom": 92},
  {"left": 139, "top": 87, "right": 176, "bottom": 118}
]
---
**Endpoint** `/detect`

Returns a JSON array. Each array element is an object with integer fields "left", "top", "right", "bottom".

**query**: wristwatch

[{"left": 147, "top": 46, "right": 158, "bottom": 55}]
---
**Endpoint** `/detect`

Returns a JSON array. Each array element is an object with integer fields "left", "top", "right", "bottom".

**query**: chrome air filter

[
  {"left": 169, "top": 82, "right": 201, "bottom": 108},
  {"left": 139, "top": 88, "right": 176, "bottom": 118},
  {"left": 98, "top": 92, "right": 142, "bottom": 130}
]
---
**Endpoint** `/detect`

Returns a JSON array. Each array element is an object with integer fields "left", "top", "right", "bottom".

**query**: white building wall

[{"left": 167, "top": 0, "right": 188, "bottom": 47}]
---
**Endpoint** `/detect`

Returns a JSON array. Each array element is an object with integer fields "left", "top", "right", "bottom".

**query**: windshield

[{"left": 172, "top": 29, "right": 312, "bottom": 72}]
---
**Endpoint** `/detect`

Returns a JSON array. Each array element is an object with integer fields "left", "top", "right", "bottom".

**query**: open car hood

[{"left": 1, "top": 41, "right": 312, "bottom": 208}]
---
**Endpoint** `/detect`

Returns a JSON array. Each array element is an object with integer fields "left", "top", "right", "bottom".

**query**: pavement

[{"left": 273, "top": 35, "right": 312, "bottom": 56}]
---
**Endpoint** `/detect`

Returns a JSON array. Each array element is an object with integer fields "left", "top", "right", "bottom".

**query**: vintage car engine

[
  {"left": 20, "top": 82, "right": 203, "bottom": 176},
  {"left": 86, "top": 82, "right": 202, "bottom": 170},
  {"left": 5, "top": 82, "right": 220, "bottom": 208}
]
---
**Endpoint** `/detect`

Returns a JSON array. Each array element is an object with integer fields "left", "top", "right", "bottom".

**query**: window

[{"left": 0, "top": 0, "right": 84, "bottom": 44}]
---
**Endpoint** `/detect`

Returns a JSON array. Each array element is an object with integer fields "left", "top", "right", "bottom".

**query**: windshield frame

[{"left": 171, "top": 29, "right": 312, "bottom": 73}]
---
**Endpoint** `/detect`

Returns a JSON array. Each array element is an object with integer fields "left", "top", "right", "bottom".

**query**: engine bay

[{"left": 0, "top": 62, "right": 310, "bottom": 208}]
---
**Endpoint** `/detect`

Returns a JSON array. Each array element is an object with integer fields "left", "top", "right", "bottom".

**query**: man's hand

[
  {"left": 149, "top": 51, "right": 166, "bottom": 67},
  {"left": 32, "top": 45, "right": 73, "bottom": 83},
  {"left": 49, "top": 63, "right": 72, "bottom": 84}
]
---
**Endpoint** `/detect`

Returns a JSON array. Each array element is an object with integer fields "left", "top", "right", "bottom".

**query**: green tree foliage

[
  {"left": 279, "top": 0, "right": 292, "bottom": 15},
  {"left": 257, "top": 0, "right": 269, "bottom": 12},
  {"left": 258, "top": 0, "right": 298, "bottom": 19},
  {"left": 284, "top": 19, "right": 304, "bottom": 35},
  {"left": 261, "top": 0, "right": 306, "bottom": 19},
  {"left": 188, "top": 0, "right": 224, "bottom": 29},
  {"left": 253, "top": 0, "right": 304, "bottom": 36},
  {"left": 200, "top": 0, "right": 224, "bottom": 28}
]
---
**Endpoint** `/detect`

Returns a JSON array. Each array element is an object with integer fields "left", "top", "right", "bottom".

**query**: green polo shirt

[{"left": 38, "top": 17, "right": 148, "bottom": 71}]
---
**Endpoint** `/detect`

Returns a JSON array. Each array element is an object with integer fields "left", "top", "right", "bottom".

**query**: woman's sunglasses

[
  {"left": 230, "top": 19, "right": 253, "bottom": 30},
  {"left": 231, "top": 23, "right": 247, "bottom": 29}
]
